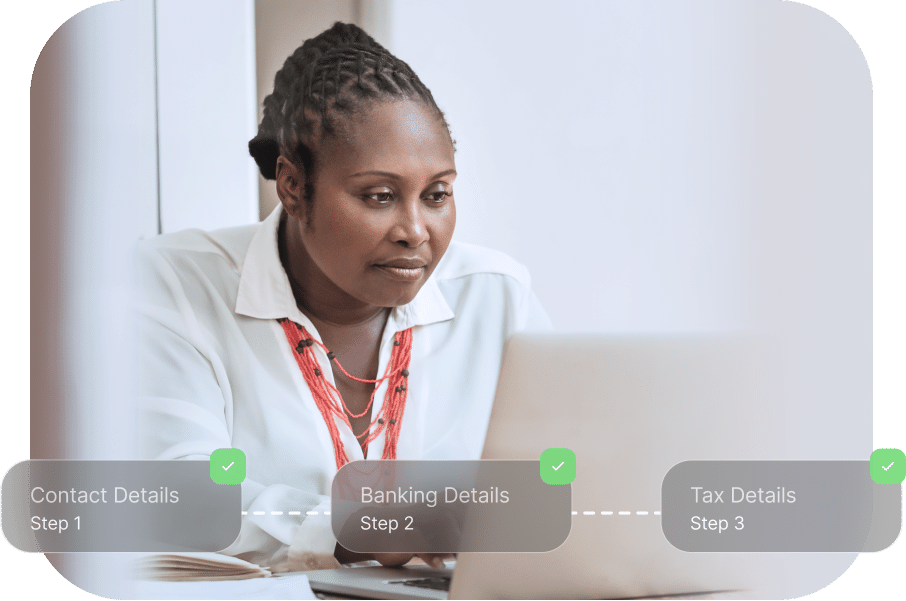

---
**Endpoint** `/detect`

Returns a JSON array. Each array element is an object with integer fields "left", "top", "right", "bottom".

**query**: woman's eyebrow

[
  {"left": 349, "top": 170, "right": 400, "bottom": 179},
  {"left": 349, "top": 169, "right": 457, "bottom": 179}
]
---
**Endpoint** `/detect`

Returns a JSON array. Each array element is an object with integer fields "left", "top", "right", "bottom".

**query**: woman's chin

[
  {"left": 364, "top": 283, "right": 424, "bottom": 309},
  {"left": 361, "top": 269, "right": 429, "bottom": 307}
]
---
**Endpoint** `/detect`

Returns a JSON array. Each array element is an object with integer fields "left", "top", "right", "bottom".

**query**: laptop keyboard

[{"left": 392, "top": 577, "right": 451, "bottom": 591}]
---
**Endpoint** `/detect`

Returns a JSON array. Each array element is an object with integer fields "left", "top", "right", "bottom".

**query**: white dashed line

[
  {"left": 250, "top": 508, "right": 663, "bottom": 518},
  {"left": 569, "top": 510, "right": 664, "bottom": 517},
  {"left": 241, "top": 511, "right": 247, "bottom": 516}
]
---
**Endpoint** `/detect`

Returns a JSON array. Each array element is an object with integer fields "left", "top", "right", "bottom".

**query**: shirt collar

[{"left": 234, "top": 206, "right": 455, "bottom": 330}]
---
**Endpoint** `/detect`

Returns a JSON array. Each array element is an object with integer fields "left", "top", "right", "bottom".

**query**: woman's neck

[{"left": 278, "top": 212, "right": 388, "bottom": 327}]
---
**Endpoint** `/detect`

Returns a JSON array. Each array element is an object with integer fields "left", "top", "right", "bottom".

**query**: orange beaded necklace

[{"left": 278, "top": 318, "right": 412, "bottom": 469}]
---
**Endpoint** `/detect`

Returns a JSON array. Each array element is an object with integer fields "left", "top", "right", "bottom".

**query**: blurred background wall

[{"left": 156, "top": 0, "right": 259, "bottom": 232}]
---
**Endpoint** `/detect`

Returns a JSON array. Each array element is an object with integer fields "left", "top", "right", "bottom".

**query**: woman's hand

[
  {"left": 336, "top": 542, "right": 454, "bottom": 568},
  {"left": 371, "top": 552, "right": 452, "bottom": 569}
]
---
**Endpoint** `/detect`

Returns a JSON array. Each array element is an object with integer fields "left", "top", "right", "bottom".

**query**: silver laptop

[
  {"left": 303, "top": 561, "right": 453, "bottom": 600},
  {"left": 307, "top": 334, "right": 854, "bottom": 599}
]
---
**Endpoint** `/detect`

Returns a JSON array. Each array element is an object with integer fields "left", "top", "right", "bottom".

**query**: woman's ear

[{"left": 275, "top": 156, "right": 306, "bottom": 220}]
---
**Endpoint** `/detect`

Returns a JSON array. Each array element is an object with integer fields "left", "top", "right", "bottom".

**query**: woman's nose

[{"left": 391, "top": 200, "right": 429, "bottom": 247}]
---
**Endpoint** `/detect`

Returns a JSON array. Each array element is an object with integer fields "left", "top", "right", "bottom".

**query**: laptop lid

[{"left": 449, "top": 333, "right": 854, "bottom": 599}]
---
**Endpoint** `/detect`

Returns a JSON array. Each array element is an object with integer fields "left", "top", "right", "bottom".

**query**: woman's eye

[
  {"left": 425, "top": 188, "right": 453, "bottom": 203},
  {"left": 365, "top": 191, "right": 393, "bottom": 203}
]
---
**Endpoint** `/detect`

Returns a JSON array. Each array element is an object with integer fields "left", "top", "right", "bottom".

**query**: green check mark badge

[
  {"left": 210, "top": 449, "right": 246, "bottom": 485},
  {"left": 540, "top": 449, "right": 576, "bottom": 485},
  {"left": 870, "top": 448, "right": 905, "bottom": 485}
]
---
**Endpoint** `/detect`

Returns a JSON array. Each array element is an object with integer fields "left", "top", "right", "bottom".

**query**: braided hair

[{"left": 249, "top": 22, "right": 450, "bottom": 204}]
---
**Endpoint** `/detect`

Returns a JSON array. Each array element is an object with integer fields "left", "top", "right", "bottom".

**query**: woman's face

[{"left": 284, "top": 99, "right": 457, "bottom": 311}]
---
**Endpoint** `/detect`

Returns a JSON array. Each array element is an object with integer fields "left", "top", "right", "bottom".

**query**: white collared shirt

[{"left": 133, "top": 206, "right": 551, "bottom": 570}]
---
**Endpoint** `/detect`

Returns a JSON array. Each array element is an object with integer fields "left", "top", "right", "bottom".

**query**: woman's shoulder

[
  {"left": 135, "top": 222, "right": 261, "bottom": 276},
  {"left": 427, "top": 242, "right": 550, "bottom": 333},
  {"left": 432, "top": 241, "right": 531, "bottom": 289}
]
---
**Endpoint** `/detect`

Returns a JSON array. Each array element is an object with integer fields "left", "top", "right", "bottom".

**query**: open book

[{"left": 133, "top": 553, "right": 272, "bottom": 582}]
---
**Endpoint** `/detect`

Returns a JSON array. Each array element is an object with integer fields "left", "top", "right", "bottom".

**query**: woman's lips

[{"left": 374, "top": 261, "right": 427, "bottom": 281}]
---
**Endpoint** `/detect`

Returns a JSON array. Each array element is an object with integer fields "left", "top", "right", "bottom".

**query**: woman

[{"left": 135, "top": 22, "right": 550, "bottom": 572}]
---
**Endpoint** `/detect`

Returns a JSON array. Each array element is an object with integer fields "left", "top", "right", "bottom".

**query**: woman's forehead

[{"left": 322, "top": 99, "right": 455, "bottom": 176}]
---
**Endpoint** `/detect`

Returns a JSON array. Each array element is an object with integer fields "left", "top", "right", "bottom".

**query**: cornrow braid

[{"left": 248, "top": 22, "right": 449, "bottom": 198}]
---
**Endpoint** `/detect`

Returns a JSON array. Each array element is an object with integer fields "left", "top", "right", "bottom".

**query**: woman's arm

[
  {"left": 135, "top": 325, "right": 341, "bottom": 571},
  {"left": 132, "top": 244, "right": 340, "bottom": 571}
]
